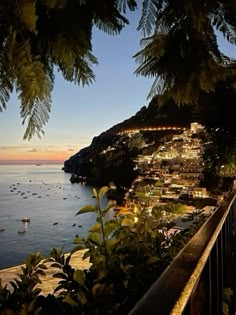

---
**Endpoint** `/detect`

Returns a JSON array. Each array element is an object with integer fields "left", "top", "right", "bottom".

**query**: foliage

[
  {"left": 152, "top": 202, "right": 187, "bottom": 216},
  {"left": 0, "top": 0, "right": 137, "bottom": 139},
  {"left": 134, "top": 0, "right": 236, "bottom": 105},
  {"left": 194, "top": 77, "right": 236, "bottom": 179},
  {"left": 0, "top": 187, "right": 210, "bottom": 314},
  {"left": 0, "top": 252, "right": 47, "bottom": 314},
  {"left": 223, "top": 288, "right": 233, "bottom": 315},
  {"left": 1, "top": 1, "right": 236, "bottom": 140}
]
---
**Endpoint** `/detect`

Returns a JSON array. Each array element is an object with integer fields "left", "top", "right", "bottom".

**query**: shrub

[{"left": 0, "top": 187, "right": 205, "bottom": 314}]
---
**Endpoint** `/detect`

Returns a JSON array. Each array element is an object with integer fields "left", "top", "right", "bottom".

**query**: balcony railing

[{"left": 129, "top": 190, "right": 236, "bottom": 315}]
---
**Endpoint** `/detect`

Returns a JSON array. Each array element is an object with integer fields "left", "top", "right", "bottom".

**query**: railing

[{"left": 129, "top": 190, "right": 236, "bottom": 315}]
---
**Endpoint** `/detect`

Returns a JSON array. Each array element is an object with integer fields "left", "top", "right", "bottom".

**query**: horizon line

[{"left": 0, "top": 159, "right": 65, "bottom": 165}]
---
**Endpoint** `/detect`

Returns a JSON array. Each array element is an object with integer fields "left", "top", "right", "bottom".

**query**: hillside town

[{"left": 115, "top": 122, "right": 221, "bottom": 235}]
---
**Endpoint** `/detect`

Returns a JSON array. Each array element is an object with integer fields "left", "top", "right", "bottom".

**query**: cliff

[{"left": 63, "top": 96, "right": 193, "bottom": 187}]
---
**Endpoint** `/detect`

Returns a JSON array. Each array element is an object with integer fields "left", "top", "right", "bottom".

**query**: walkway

[{"left": 0, "top": 250, "right": 90, "bottom": 295}]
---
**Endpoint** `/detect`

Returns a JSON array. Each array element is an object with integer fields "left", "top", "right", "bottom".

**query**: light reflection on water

[{"left": 0, "top": 164, "right": 101, "bottom": 269}]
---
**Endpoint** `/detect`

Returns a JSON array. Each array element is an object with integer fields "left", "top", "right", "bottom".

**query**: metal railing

[{"left": 129, "top": 190, "right": 236, "bottom": 315}]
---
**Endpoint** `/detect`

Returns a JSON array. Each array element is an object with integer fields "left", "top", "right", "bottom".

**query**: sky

[
  {"left": 0, "top": 9, "right": 236, "bottom": 164},
  {"left": 0, "top": 9, "right": 153, "bottom": 164}
]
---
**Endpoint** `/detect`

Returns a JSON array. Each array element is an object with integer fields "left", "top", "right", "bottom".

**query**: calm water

[{"left": 0, "top": 164, "right": 101, "bottom": 269}]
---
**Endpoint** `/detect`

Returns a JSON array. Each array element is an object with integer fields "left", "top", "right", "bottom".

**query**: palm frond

[
  {"left": 0, "top": 76, "right": 13, "bottom": 112},
  {"left": 0, "top": 31, "right": 14, "bottom": 111},
  {"left": 60, "top": 50, "right": 98, "bottom": 86},
  {"left": 13, "top": 42, "right": 52, "bottom": 140},
  {"left": 211, "top": 10, "right": 236, "bottom": 45},
  {"left": 117, "top": 0, "right": 137, "bottom": 13},
  {"left": 22, "top": 98, "right": 51, "bottom": 140},
  {"left": 93, "top": 11, "right": 128, "bottom": 35},
  {"left": 0, "top": 54, "right": 14, "bottom": 111},
  {"left": 137, "top": 0, "right": 158, "bottom": 36}
]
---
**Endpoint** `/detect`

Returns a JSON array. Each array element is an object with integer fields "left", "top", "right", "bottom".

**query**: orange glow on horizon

[{"left": 0, "top": 145, "right": 78, "bottom": 163}]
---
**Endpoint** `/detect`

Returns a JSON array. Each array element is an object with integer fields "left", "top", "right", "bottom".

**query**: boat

[
  {"left": 18, "top": 229, "right": 26, "bottom": 234},
  {"left": 0, "top": 228, "right": 5, "bottom": 232},
  {"left": 21, "top": 217, "right": 30, "bottom": 222}
]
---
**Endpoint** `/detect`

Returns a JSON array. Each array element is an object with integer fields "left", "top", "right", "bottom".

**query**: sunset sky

[{"left": 0, "top": 10, "right": 235, "bottom": 164}]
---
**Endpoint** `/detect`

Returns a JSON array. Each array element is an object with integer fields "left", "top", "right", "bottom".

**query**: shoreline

[{"left": 0, "top": 249, "right": 90, "bottom": 295}]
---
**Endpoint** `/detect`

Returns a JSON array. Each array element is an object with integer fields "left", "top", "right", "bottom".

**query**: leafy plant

[
  {"left": 0, "top": 252, "right": 47, "bottom": 314},
  {"left": 223, "top": 288, "right": 233, "bottom": 315},
  {"left": 0, "top": 187, "right": 208, "bottom": 314}
]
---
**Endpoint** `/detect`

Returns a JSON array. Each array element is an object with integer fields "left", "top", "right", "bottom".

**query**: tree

[
  {"left": 195, "top": 76, "right": 236, "bottom": 178},
  {"left": 135, "top": 0, "right": 236, "bottom": 105},
  {"left": 134, "top": 0, "right": 236, "bottom": 180},
  {"left": 1, "top": 0, "right": 236, "bottom": 140},
  {"left": 0, "top": 0, "right": 137, "bottom": 139}
]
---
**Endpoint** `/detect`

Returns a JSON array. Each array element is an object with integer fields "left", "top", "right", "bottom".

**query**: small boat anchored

[
  {"left": 21, "top": 217, "right": 30, "bottom": 223},
  {"left": 0, "top": 227, "right": 5, "bottom": 232},
  {"left": 18, "top": 229, "right": 26, "bottom": 234}
]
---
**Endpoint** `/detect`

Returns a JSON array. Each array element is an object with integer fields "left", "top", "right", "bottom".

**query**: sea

[{"left": 0, "top": 164, "right": 104, "bottom": 269}]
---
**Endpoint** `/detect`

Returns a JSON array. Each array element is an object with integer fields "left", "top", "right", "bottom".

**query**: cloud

[
  {"left": 67, "top": 149, "right": 75, "bottom": 151},
  {"left": 27, "top": 148, "right": 39, "bottom": 152}
]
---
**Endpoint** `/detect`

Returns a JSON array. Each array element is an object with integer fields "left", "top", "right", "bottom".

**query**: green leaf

[
  {"left": 36, "top": 269, "right": 46, "bottom": 276},
  {"left": 73, "top": 270, "right": 86, "bottom": 285},
  {"left": 98, "top": 270, "right": 108, "bottom": 280},
  {"left": 121, "top": 218, "right": 134, "bottom": 227},
  {"left": 92, "top": 283, "right": 106, "bottom": 297},
  {"left": 53, "top": 272, "right": 67, "bottom": 279},
  {"left": 71, "top": 245, "right": 85, "bottom": 255},
  {"left": 89, "top": 223, "right": 101, "bottom": 233},
  {"left": 92, "top": 188, "right": 97, "bottom": 198},
  {"left": 77, "top": 291, "right": 87, "bottom": 305},
  {"left": 101, "top": 203, "right": 114, "bottom": 214},
  {"left": 9, "top": 281, "right": 18, "bottom": 290},
  {"left": 21, "top": 1, "right": 38, "bottom": 32},
  {"left": 63, "top": 294, "right": 78, "bottom": 306},
  {"left": 98, "top": 186, "right": 109, "bottom": 201},
  {"left": 83, "top": 250, "right": 91, "bottom": 260},
  {"left": 32, "top": 287, "right": 42, "bottom": 296},
  {"left": 104, "top": 221, "right": 119, "bottom": 237},
  {"left": 96, "top": 217, "right": 102, "bottom": 223},
  {"left": 151, "top": 230, "right": 158, "bottom": 239},
  {"left": 223, "top": 287, "right": 233, "bottom": 303},
  {"left": 19, "top": 307, "right": 28, "bottom": 315},
  {"left": 120, "top": 263, "right": 134, "bottom": 273},
  {"left": 50, "top": 262, "right": 62, "bottom": 268},
  {"left": 92, "top": 254, "right": 106, "bottom": 266},
  {"left": 106, "top": 238, "right": 119, "bottom": 251},
  {"left": 223, "top": 302, "right": 229, "bottom": 315},
  {"left": 54, "top": 283, "right": 66, "bottom": 293},
  {"left": 147, "top": 256, "right": 160, "bottom": 265},
  {"left": 44, "top": 258, "right": 54, "bottom": 263},
  {"left": 73, "top": 237, "right": 85, "bottom": 244},
  {"left": 76, "top": 205, "right": 96, "bottom": 216},
  {"left": 38, "top": 263, "right": 47, "bottom": 270},
  {"left": 88, "top": 232, "right": 101, "bottom": 246}
]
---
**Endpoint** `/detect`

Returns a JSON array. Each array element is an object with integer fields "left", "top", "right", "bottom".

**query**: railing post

[{"left": 231, "top": 198, "right": 236, "bottom": 312}]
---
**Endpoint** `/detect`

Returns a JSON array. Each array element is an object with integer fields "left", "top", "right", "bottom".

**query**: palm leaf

[
  {"left": 13, "top": 43, "right": 53, "bottom": 139},
  {"left": 137, "top": 0, "right": 158, "bottom": 36},
  {"left": 117, "top": 0, "right": 137, "bottom": 13}
]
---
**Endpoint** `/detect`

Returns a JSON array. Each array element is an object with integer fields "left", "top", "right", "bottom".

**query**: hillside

[{"left": 63, "top": 96, "right": 193, "bottom": 187}]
